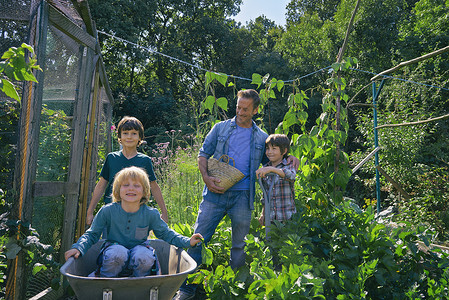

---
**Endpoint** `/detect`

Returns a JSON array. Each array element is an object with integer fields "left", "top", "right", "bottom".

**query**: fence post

[
  {"left": 7, "top": 1, "right": 48, "bottom": 299},
  {"left": 372, "top": 80, "right": 385, "bottom": 214}
]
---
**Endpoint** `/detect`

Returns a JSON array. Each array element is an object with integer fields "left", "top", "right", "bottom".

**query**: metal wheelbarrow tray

[{"left": 60, "top": 239, "right": 196, "bottom": 300}]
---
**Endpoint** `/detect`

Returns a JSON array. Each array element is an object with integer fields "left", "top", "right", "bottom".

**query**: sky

[{"left": 233, "top": 0, "right": 290, "bottom": 26}]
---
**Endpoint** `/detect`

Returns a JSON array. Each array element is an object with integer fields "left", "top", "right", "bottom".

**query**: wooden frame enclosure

[{"left": 4, "top": 0, "right": 114, "bottom": 299}]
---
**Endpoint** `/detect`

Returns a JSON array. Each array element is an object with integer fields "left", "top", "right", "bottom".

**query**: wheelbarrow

[{"left": 60, "top": 239, "right": 196, "bottom": 300}]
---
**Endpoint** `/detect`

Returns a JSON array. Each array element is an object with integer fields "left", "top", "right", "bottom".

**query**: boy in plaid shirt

[{"left": 256, "top": 134, "right": 296, "bottom": 226}]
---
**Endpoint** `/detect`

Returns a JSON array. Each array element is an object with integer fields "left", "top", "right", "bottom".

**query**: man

[{"left": 174, "top": 89, "right": 298, "bottom": 300}]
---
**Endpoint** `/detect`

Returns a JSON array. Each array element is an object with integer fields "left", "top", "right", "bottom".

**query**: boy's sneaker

[{"left": 172, "top": 291, "right": 195, "bottom": 300}]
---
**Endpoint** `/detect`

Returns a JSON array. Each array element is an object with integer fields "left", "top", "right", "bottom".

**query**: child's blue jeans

[{"left": 94, "top": 241, "right": 157, "bottom": 277}]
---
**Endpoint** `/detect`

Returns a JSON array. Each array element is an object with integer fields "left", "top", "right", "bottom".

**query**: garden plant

[{"left": 2, "top": 0, "right": 449, "bottom": 298}]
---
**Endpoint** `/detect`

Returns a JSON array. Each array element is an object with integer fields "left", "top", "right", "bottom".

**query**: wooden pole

[
  {"left": 376, "top": 165, "right": 411, "bottom": 200},
  {"left": 333, "top": 0, "right": 361, "bottom": 195},
  {"left": 6, "top": 1, "right": 48, "bottom": 299},
  {"left": 77, "top": 61, "right": 100, "bottom": 238},
  {"left": 371, "top": 45, "right": 449, "bottom": 81},
  {"left": 60, "top": 44, "right": 95, "bottom": 262},
  {"left": 375, "top": 113, "right": 449, "bottom": 129}
]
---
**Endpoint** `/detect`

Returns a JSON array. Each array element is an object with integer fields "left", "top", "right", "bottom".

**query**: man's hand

[
  {"left": 198, "top": 156, "right": 225, "bottom": 194},
  {"left": 204, "top": 175, "right": 225, "bottom": 194},
  {"left": 287, "top": 155, "right": 300, "bottom": 171}
]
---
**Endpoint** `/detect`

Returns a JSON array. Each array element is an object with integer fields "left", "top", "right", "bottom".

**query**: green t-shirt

[{"left": 100, "top": 151, "right": 157, "bottom": 203}]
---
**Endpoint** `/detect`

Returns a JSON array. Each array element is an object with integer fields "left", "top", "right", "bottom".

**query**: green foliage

[
  {"left": 201, "top": 71, "right": 230, "bottom": 125},
  {"left": 190, "top": 217, "right": 246, "bottom": 299},
  {"left": 36, "top": 107, "right": 71, "bottom": 181},
  {"left": 0, "top": 190, "right": 61, "bottom": 297},
  {"left": 0, "top": 43, "right": 41, "bottom": 102},
  {"left": 0, "top": 44, "right": 39, "bottom": 196},
  {"left": 275, "top": 59, "right": 355, "bottom": 210},
  {"left": 352, "top": 55, "right": 449, "bottom": 236},
  {"left": 0, "top": 98, "right": 19, "bottom": 192},
  {"left": 245, "top": 233, "right": 326, "bottom": 300},
  {"left": 393, "top": 167, "right": 449, "bottom": 239},
  {"left": 144, "top": 139, "right": 203, "bottom": 225},
  {"left": 281, "top": 0, "right": 447, "bottom": 218},
  {"left": 91, "top": 0, "right": 250, "bottom": 138},
  {"left": 30, "top": 107, "right": 71, "bottom": 249},
  {"left": 201, "top": 240, "right": 214, "bottom": 267},
  {"left": 278, "top": 10, "right": 340, "bottom": 74},
  {"left": 279, "top": 0, "right": 449, "bottom": 236},
  {"left": 188, "top": 198, "right": 449, "bottom": 299},
  {"left": 0, "top": 44, "right": 61, "bottom": 297}
]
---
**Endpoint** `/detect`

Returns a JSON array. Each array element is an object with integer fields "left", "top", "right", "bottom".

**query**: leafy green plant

[
  {"left": 200, "top": 71, "right": 232, "bottom": 128},
  {"left": 391, "top": 166, "right": 449, "bottom": 240},
  {"left": 0, "top": 44, "right": 62, "bottom": 297},
  {"left": 0, "top": 43, "right": 41, "bottom": 102},
  {"left": 183, "top": 64, "right": 449, "bottom": 298},
  {"left": 0, "top": 190, "right": 60, "bottom": 298},
  {"left": 191, "top": 196, "right": 449, "bottom": 299},
  {"left": 0, "top": 98, "right": 19, "bottom": 193}
]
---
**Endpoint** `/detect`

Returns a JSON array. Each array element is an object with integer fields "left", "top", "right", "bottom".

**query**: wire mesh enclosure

[{"left": 1, "top": 0, "right": 114, "bottom": 299}]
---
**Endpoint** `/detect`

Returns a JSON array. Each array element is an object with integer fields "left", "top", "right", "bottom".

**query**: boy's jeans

[
  {"left": 98, "top": 242, "right": 156, "bottom": 277},
  {"left": 179, "top": 190, "right": 252, "bottom": 295}
]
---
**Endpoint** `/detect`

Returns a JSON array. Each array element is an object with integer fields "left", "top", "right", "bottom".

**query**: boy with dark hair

[
  {"left": 256, "top": 134, "right": 296, "bottom": 226},
  {"left": 86, "top": 116, "right": 168, "bottom": 227}
]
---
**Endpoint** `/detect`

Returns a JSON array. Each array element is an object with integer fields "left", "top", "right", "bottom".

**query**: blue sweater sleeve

[
  {"left": 71, "top": 206, "right": 108, "bottom": 256},
  {"left": 150, "top": 210, "right": 191, "bottom": 248}
]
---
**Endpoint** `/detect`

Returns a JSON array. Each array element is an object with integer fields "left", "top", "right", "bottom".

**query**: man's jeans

[
  {"left": 179, "top": 190, "right": 252, "bottom": 294},
  {"left": 97, "top": 242, "right": 157, "bottom": 277}
]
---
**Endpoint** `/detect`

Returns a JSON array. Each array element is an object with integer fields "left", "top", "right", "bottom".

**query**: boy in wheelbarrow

[{"left": 65, "top": 166, "right": 203, "bottom": 277}]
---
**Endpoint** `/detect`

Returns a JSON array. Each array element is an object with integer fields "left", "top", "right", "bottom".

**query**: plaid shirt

[{"left": 260, "top": 158, "right": 296, "bottom": 221}]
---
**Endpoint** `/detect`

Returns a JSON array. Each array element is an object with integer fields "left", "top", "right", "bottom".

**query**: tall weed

[{"left": 144, "top": 138, "right": 203, "bottom": 225}]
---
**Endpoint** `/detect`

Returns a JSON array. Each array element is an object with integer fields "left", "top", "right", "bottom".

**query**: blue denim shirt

[{"left": 198, "top": 117, "right": 269, "bottom": 209}]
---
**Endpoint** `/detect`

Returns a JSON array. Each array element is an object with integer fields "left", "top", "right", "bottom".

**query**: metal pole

[{"left": 372, "top": 80, "right": 385, "bottom": 214}]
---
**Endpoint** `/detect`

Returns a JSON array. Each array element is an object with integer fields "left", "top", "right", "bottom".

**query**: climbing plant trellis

[{"left": 366, "top": 45, "right": 449, "bottom": 214}]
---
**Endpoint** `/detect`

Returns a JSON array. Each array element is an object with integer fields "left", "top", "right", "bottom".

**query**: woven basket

[{"left": 207, "top": 155, "right": 244, "bottom": 192}]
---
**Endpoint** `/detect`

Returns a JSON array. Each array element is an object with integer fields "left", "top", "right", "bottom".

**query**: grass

[{"left": 145, "top": 141, "right": 203, "bottom": 226}]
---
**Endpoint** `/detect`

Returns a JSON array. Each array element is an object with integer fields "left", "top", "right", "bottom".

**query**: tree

[
  {"left": 277, "top": 0, "right": 449, "bottom": 215},
  {"left": 89, "top": 0, "right": 244, "bottom": 130},
  {"left": 286, "top": 0, "right": 341, "bottom": 23}
]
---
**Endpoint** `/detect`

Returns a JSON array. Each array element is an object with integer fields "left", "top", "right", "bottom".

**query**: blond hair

[{"left": 112, "top": 167, "right": 151, "bottom": 205}]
